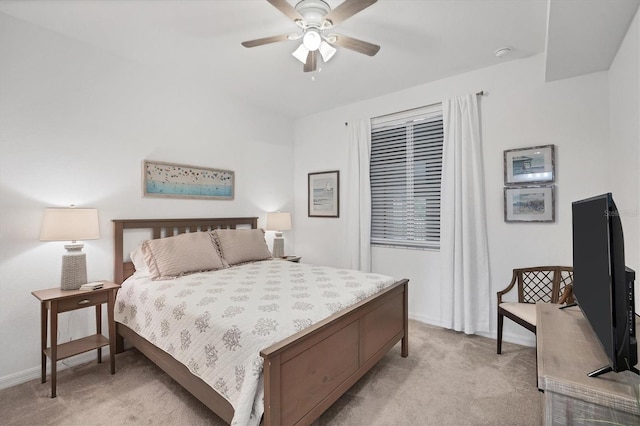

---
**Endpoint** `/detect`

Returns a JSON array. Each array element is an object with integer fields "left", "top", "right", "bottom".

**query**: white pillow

[
  {"left": 142, "top": 231, "right": 226, "bottom": 280},
  {"left": 130, "top": 244, "right": 149, "bottom": 274},
  {"left": 211, "top": 229, "right": 272, "bottom": 266}
]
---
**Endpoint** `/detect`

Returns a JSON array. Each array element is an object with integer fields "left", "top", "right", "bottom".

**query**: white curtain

[
  {"left": 343, "top": 119, "right": 372, "bottom": 272},
  {"left": 440, "top": 94, "right": 491, "bottom": 334}
]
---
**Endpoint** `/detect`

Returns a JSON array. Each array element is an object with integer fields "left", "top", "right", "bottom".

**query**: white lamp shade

[
  {"left": 40, "top": 208, "right": 100, "bottom": 241},
  {"left": 319, "top": 40, "right": 337, "bottom": 62},
  {"left": 266, "top": 212, "right": 292, "bottom": 231},
  {"left": 292, "top": 43, "right": 310, "bottom": 64}
]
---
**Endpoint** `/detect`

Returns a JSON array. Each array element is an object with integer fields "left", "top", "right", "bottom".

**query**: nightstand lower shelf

[{"left": 44, "top": 334, "right": 109, "bottom": 361}]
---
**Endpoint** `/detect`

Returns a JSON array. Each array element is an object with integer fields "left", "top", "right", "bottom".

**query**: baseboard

[
  {"left": 408, "top": 314, "right": 535, "bottom": 348},
  {"left": 408, "top": 313, "right": 451, "bottom": 329},
  {"left": 0, "top": 348, "right": 111, "bottom": 391}
]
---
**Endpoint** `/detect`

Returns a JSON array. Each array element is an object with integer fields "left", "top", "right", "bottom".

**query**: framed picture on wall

[
  {"left": 143, "top": 160, "right": 234, "bottom": 200},
  {"left": 308, "top": 170, "right": 339, "bottom": 218},
  {"left": 504, "top": 144, "right": 555, "bottom": 185},
  {"left": 504, "top": 185, "right": 555, "bottom": 222}
]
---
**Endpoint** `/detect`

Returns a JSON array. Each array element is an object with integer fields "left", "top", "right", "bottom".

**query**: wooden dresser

[{"left": 536, "top": 303, "right": 640, "bottom": 425}]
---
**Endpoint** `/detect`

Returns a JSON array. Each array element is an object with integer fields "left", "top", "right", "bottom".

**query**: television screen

[
  {"left": 572, "top": 194, "right": 615, "bottom": 364},
  {"left": 572, "top": 193, "right": 637, "bottom": 376}
]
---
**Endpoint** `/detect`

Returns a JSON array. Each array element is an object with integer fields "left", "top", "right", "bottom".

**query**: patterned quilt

[{"left": 114, "top": 259, "right": 398, "bottom": 425}]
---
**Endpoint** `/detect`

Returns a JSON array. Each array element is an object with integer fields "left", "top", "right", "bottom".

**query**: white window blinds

[{"left": 370, "top": 104, "right": 444, "bottom": 249}]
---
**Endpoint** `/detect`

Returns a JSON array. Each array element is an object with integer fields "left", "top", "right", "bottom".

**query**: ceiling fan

[{"left": 241, "top": 0, "right": 380, "bottom": 72}]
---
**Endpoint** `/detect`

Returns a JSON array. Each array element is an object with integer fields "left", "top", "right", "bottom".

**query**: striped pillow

[
  {"left": 212, "top": 229, "right": 272, "bottom": 266},
  {"left": 142, "top": 231, "right": 225, "bottom": 280}
]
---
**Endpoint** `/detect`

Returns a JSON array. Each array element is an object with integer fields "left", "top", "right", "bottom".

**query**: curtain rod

[{"left": 345, "top": 91, "right": 485, "bottom": 126}]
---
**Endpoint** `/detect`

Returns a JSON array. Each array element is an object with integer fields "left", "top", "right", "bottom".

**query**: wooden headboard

[{"left": 112, "top": 217, "right": 259, "bottom": 284}]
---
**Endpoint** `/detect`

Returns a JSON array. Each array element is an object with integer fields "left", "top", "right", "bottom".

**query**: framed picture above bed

[
  {"left": 504, "top": 144, "right": 555, "bottom": 185},
  {"left": 308, "top": 170, "right": 339, "bottom": 217},
  {"left": 143, "top": 160, "right": 234, "bottom": 200}
]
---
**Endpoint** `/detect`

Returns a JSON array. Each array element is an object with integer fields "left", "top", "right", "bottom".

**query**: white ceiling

[
  {"left": 545, "top": 0, "right": 639, "bottom": 82},
  {"left": 0, "top": 0, "right": 637, "bottom": 119}
]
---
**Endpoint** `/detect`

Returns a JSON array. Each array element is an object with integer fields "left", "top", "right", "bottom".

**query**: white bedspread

[{"left": 114, "top": 260, "right": 397, "bottom": 425}]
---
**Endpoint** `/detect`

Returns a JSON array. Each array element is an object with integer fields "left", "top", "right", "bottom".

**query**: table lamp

[
  {"left": 266, "top": 212, "right": 292, "bottom": 258},
  {"left": 39, "top": 206, "right": 100, "bottom": 290}
]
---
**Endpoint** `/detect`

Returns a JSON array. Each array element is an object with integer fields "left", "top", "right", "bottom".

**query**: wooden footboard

[{"left": 261, "top": 278, "right": 409, "bottom": 426}]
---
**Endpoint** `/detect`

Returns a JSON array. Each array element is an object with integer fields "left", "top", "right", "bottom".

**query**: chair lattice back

[{"left": 518, "top": 267, "right": 574, "bottom": 304}]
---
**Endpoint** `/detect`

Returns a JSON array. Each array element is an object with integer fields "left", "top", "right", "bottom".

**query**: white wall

[
  {"left": 0, "top": 14, "right": 295, "bottom": 386},
  {"left": 2, "top": 9, "right": 637, "bottom": 389},
  {"left": 609, "top": 8, "right": 640, "bottom": 311},
  {"left": 294, "top": 53, "right": 614, "bottom": 346}
]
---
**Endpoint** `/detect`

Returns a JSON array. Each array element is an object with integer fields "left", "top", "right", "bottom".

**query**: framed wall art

[
  {"left": 504, "top": 186, "right": 555, "bottom": 222},
  {"left": 308, "top": 170, "right": 339, "bottom": 217},
  {"left": 143, "top": 160, "right": 234, "bottom": 200},
  {"left": 504, "top": 144, "right": 555, "bottom": 185}
]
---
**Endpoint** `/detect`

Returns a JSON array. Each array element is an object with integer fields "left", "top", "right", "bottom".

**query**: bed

[{"left": 113, "top": 217, "right": 409, "bottom": 425}]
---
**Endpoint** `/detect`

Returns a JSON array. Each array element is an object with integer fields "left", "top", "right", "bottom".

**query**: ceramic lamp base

[
  {"left": 272, "top": 232, "right": 285, "bottom": 258},
  {"left": 61, "top": 243, "right": 87, "bottom": 290}
]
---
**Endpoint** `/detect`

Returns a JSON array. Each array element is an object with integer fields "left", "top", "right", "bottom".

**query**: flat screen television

[{"left": 572, "top": 193, "right": 638, "bottom": 377}]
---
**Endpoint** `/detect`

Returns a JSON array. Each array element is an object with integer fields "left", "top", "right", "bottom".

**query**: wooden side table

[{"left": 32, "top": 281, "right": 120, "bottom": 397}]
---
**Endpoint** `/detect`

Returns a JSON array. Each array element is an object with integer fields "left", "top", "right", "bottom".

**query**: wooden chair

[{"left": 497, "top": 266, "right": 574, "bottom": 354}]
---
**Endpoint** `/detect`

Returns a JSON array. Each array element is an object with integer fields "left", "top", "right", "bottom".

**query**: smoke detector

[{"left": 495, "top": 47, "right": 512, "bottom": 58}]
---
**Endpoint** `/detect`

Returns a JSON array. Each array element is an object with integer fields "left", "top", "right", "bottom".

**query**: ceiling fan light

[
  {"left": 319, "top": 40, "right": 336, "bottom": 62},
  {"left": 302, "top": 30, "right": 321, "bottom": 51},
  {"left": 292, "top": 43, "right": 310, "bottom": 64}
]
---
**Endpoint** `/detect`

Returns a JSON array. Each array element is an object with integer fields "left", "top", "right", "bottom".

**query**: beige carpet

[{"left": 0, "top": 320, "right": 540, "bottom": 425}]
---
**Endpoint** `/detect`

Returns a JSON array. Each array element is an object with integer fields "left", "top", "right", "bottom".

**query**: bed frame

[{"left": 113, "top": 217, "right": 409, "bottom": 425}]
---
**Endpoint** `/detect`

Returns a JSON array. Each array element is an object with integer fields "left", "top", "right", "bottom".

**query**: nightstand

[
  {"left": 281, "top": 256, "right": 301, "bottom": 263},
  {"left": 31, "top": 281, "right": 120, "bottom": 398}
]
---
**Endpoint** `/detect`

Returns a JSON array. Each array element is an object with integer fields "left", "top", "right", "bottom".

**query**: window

[{"left": 370, "top": 104, "right": 444, "bottom": 249}]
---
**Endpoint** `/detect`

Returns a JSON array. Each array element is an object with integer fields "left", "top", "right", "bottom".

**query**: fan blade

[
  {"left": 267, "top": 0, "right": 305, "bottom": 22},
  {"left": 332, "top": 34, "right": 380, "bottom": 56},
  {"left": 241, "top": 34, "right": 291, "bottom": 48},
  {"left": 323, "top": 0, "right": 377, "bottom": 27},
  {"left": 303, "top": 50, "right": 318, "bottom": 72}
]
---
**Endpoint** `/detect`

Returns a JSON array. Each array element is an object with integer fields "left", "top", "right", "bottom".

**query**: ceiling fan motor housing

[{"left": 295, "top": 0, "right": 331, "bottom": 28}]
